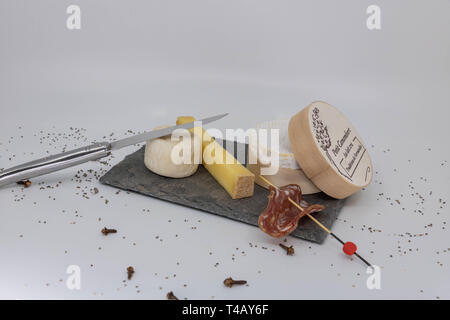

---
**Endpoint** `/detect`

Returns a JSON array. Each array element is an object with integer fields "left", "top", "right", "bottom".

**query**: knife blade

[{"left": 110, "top": 113, "right": 227, "bottom": 150}]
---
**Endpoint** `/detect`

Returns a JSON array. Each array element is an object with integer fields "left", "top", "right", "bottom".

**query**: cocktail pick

[{"left": 259, "top": 175, "right": 372, "bottom": 268}]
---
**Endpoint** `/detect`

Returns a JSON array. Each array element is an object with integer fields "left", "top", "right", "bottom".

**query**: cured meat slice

[{"left": 258, "top": 184, "right": 325, "bottom": 238}]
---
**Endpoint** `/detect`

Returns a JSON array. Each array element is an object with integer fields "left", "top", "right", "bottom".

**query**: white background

[{"left": 0, "top": 0, "right": 449, "bottom": 299}]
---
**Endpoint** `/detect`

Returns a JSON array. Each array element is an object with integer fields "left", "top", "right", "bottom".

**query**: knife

[{"left": 0, "top": 113, "right": 228, "bottom": 188}]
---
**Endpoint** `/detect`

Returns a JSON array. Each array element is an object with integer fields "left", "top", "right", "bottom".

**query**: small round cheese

[{"left": 144, "top": 126, "right": 201, "bottom": 178}]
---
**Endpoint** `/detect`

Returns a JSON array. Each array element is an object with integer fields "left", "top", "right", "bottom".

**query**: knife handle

[{"left": 0, "top": 142, "right": 111, "bottom": 188}]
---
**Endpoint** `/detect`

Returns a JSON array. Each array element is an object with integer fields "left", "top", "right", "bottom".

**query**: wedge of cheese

[{"left": 176, "top": 116, "right": 255, "bottom": 199}]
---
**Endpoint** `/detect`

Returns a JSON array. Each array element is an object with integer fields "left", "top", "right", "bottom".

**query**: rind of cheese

[{"left": 176, "top": 116, "right": 255, "bottom": 199}]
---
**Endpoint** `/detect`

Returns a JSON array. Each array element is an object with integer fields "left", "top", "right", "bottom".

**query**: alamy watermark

[
  {"left": 366, "top": 265, "right": 381, "bottom": 290},
  {"left": 366, "top": 5, "right": 381, "bottom": 30},
  {"left": 66, "top": 265, "right": 81, "bottom": 290},
  {"left": 66, "top": 5, "right": 81, "bottom": 30}
]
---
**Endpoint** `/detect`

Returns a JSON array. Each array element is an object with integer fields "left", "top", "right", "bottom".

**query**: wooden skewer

[{"left": 259, "top": 175, "right": 372, "bottom": 268}]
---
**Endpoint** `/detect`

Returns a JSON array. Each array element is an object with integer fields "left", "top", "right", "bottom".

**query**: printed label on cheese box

[{"left": 309, "top": 102, "right": 372, "bottom": 186}]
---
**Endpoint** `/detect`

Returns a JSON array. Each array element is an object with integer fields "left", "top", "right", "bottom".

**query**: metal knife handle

[{"left": 0, "top": 142, "right": 111, "bottom": 188}]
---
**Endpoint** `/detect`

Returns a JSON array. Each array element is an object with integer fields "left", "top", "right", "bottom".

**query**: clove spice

[
  {"left": 279, "top": 243, "right": 295, "bottom": 256},
  {"left": 17, "top": 180, "right": 32, "bottom": 188},
  {"left": 101, "top": 227, "right": 117, "bottom": 236},
  {"left": 166, "top": 291, "right": 179, "bottom": 300},
  {"left": 223, "top": 277, "right": 247, "bottom": 288},
  {"left": 127, "top": 266, "right": 135, "bottom": 280}
]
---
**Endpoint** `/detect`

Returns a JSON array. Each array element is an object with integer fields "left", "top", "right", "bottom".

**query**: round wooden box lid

[{"left": 288, "top": 101, "right": 373, "bottom": 199}]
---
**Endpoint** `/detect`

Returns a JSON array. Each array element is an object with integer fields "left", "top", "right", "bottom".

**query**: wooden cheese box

[{"left": 288, "top": 101, "right": 373, "bottom": 199}]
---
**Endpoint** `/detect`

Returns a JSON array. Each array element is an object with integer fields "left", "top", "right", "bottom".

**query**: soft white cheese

[{"left": 144, "top": 126, "right": 201, "bottom": 178}]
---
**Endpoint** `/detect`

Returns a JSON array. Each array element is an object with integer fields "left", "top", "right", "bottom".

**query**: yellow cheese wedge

[{"left": 176, "top": 116, "right": 255, "bottom": 199}]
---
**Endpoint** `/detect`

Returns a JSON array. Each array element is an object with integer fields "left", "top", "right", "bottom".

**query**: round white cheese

[{"left": 144, "top": 126, "right": 201, "bottom": 178}]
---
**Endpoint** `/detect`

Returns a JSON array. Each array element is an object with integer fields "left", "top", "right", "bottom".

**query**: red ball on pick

[{"left": 343, "top": 242, "right": 357, "bottom": 256}]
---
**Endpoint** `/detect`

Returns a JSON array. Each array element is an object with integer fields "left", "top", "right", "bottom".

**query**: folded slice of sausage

[{"left": 258, "top": 184, "right": 325, "bottom": 238}]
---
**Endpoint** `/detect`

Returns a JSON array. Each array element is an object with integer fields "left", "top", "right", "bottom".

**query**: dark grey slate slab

[{"left": 100, "top": 143, "right": 345, "bottom": 244}]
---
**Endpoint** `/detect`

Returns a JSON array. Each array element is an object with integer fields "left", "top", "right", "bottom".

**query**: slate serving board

[{"left": 100, "top": 142, "right": 345, "bottom": 244}]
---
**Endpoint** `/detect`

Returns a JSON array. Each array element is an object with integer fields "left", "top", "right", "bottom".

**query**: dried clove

[
  {"left": 279, "top": 243, "right": 295, "bottom": 255},
  {"left": 127, "top": 266, "right": 135, "bottom": 280},
  {"left": 101, "top": 227, "right": 117, "bottom": 236},
  {"left": 223, "top": 277, "right": 247, "bottom": 288},
  {"left": 166, "top": 291, "right": 179, "bottom": 300},
  {"left": 17, "top": 180, "right": 32, "bottom": 188}
]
